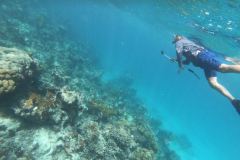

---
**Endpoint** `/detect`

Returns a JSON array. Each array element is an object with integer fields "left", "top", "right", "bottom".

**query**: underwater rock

[
  {"left": 0, "top": 47, "right": 36, "bottom": 95},
  {"left": 0, "top": 126, "right": 66, "bottom": 160},
  {"left": 0, "top": 115, "right": 21, "bottom": 138},
  {"left": 0, "top": 115, "right": 22, "bottom": 159},
  {"left": 30, "top": 128, "right": 63, "bottom": 158}
]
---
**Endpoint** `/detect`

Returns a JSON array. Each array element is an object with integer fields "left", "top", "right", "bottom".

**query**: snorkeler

[{"left": 172, "top": 35, "right": 240, "bottom": 114}]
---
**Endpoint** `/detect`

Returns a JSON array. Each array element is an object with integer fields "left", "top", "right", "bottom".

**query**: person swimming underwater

[{"left": 173, "top": 35, "right": 240, "bottom": 114}]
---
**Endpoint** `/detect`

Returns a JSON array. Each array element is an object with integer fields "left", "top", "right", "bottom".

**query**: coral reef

[
  {"left": 0, "top": 47, "right": 36, "bottom": 95},
  {"left": 60, "top": 86, "right": 83, "bottom": 106},
  {"left": 0, "top": 0, "right": 182, "bottom": 160},
  {"left": 14, "top": 91, "right": 57, "bottom": 122},
  {"left": 87, "top": 100, "right": 120, "bottom": 120}
]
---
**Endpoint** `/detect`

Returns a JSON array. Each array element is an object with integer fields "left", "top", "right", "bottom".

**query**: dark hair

[{"left": 172, "top": 35, "right": 182, "bottom": 43}]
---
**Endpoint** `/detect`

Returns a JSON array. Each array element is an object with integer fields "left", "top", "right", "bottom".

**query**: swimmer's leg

[
  {"left": 219, "top": 63, "right": 240, "bottom": 73},
  {"left": 207, "top": 77, "right": 235, "bottom": 101},
  {"left": 207, "top": 76, "right": 240, "bottom": 114},
  {"left": 224, "top": 56, "right": 240, "bottom": 65}
]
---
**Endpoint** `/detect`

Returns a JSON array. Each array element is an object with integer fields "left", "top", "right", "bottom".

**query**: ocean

[{"left": 1, "top": 0, "right": 240, "bottom": 160}]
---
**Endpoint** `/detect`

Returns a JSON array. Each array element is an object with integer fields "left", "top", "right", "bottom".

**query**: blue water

[{"left": 45, "top": 1, "right": 240, "bottom": 159}]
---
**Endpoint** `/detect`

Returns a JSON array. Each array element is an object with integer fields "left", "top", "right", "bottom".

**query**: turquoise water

[{"left": 43, "top": 1, "right": 240, "bottom": 159}]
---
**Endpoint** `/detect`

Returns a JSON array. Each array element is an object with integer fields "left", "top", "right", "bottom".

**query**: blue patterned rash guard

[
  {"left": 175, "top": 37, "right": 222, "bottom": 78},
  {"left": 175, "top": 37, "right": 204, "bottom": 68}
]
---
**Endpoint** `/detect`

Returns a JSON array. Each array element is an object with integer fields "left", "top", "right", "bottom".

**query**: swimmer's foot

[
  {"left": 224, "top": 56, "right": 240, "bottom": 65},
  {"left": 231, "top": 99, "right": 240, "bottom": 114}
]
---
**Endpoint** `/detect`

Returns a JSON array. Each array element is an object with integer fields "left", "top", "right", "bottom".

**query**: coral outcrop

[
  {"left": 60, "top": 86, "right": 82, "bottom": 105},
  {"left": 0, "top": 47, "right": 36, "bottom": 95}
]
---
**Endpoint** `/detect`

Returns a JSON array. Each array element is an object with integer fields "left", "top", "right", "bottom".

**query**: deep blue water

[{"left": 44, "top": 1, "right": 240, "bottom": 159}]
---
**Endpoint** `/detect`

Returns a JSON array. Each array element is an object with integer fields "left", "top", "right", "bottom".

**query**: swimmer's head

[{"left": 172, "top": 35, "right": 183, "bottom": 44}]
